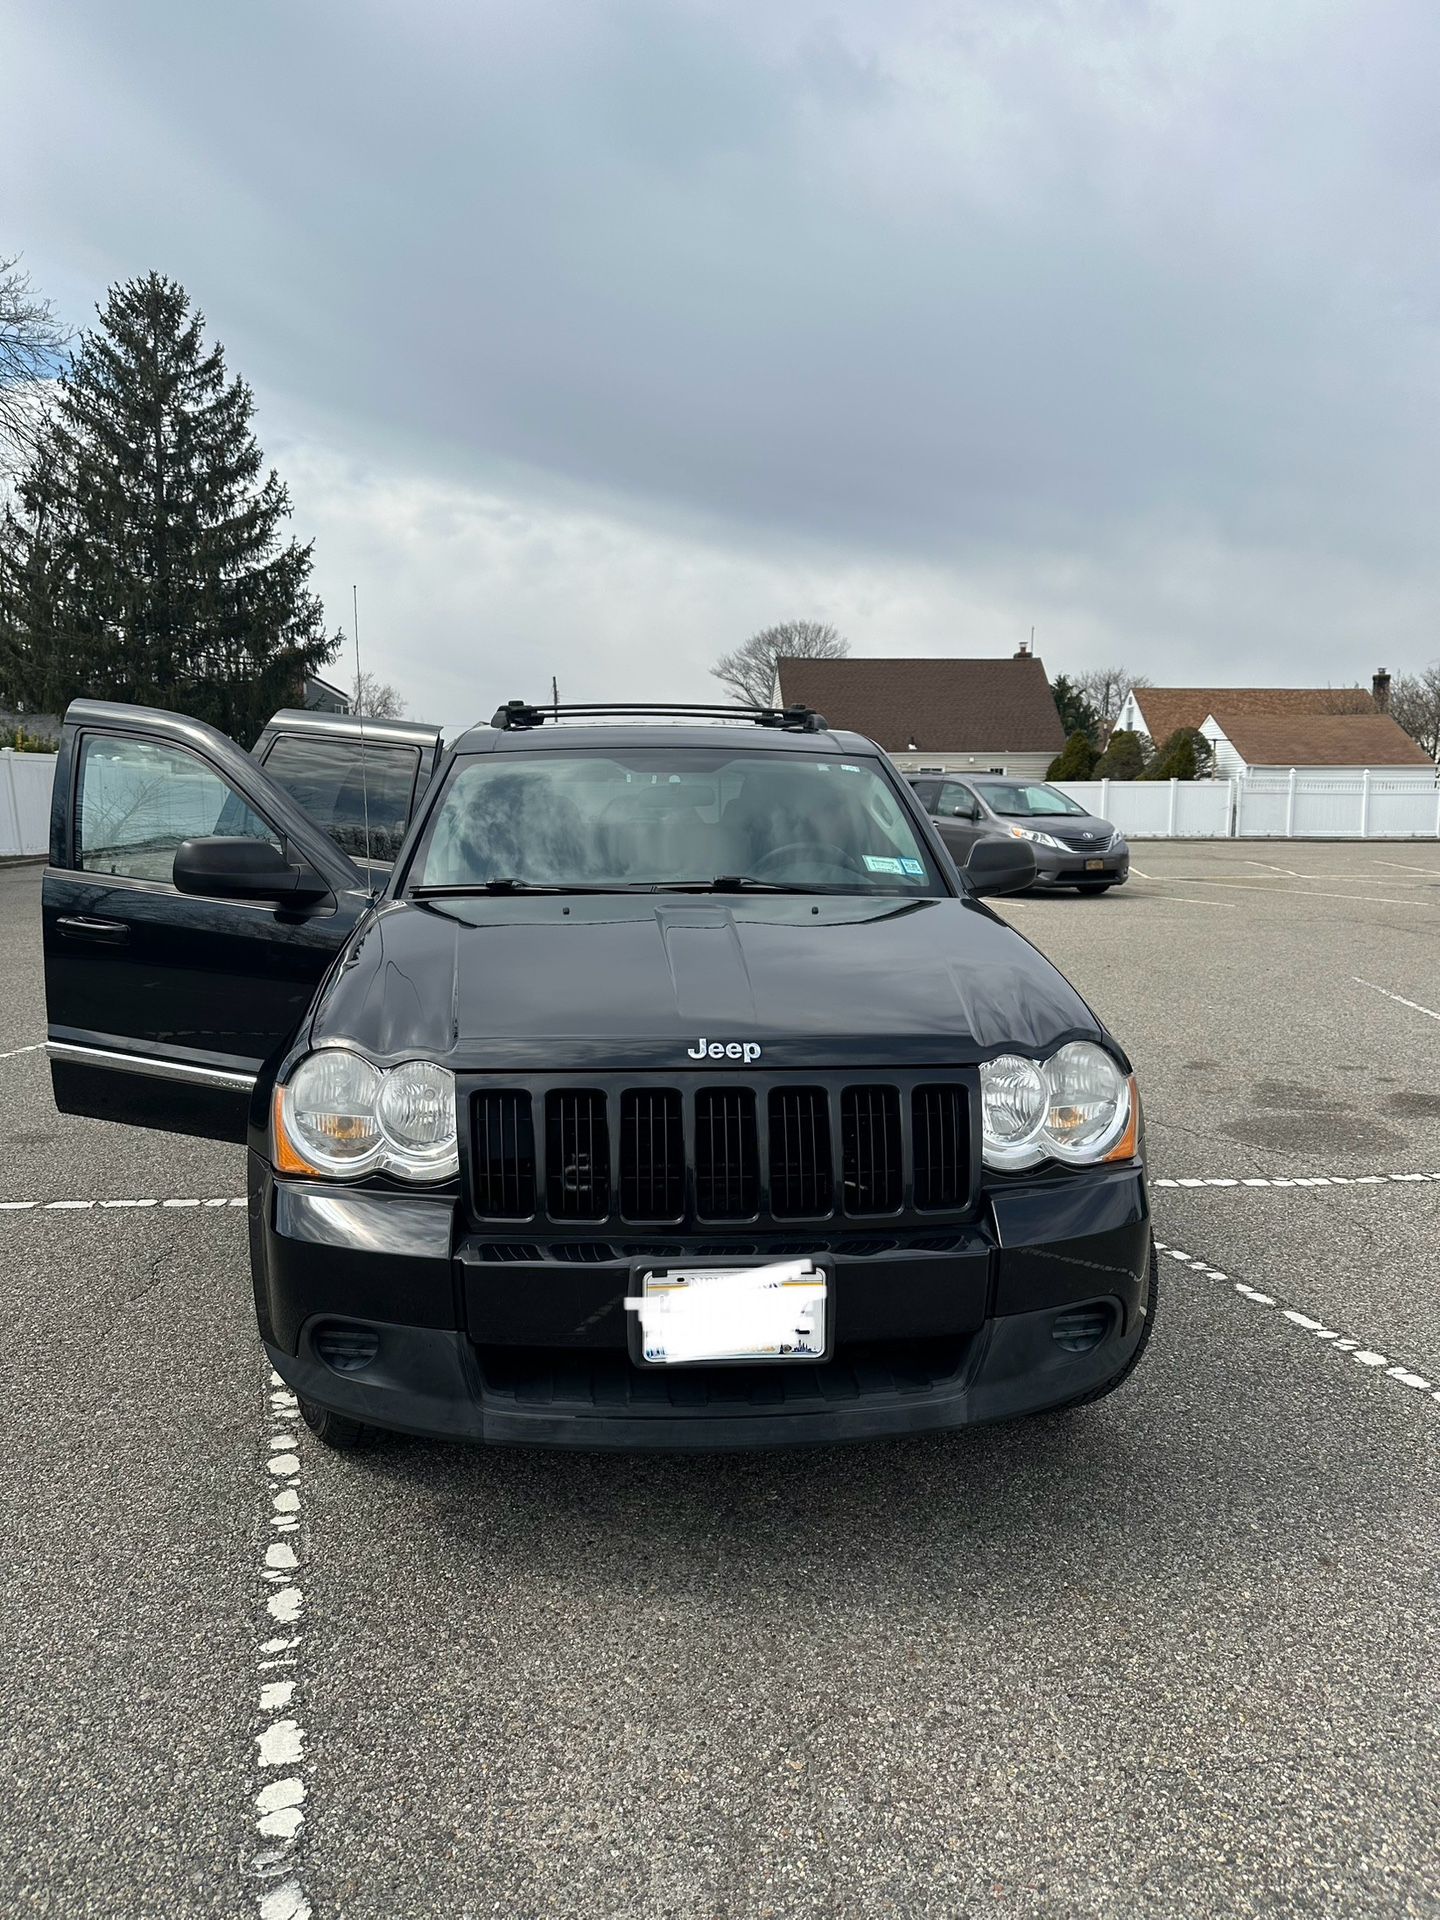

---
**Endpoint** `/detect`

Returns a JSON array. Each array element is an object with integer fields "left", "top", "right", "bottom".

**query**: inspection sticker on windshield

[
  {"left": 861, "top": 854, "right": 925, "bottom": 876},
  {"left": 626, "top": 1259, "right": 828, "bottom": 1366}
]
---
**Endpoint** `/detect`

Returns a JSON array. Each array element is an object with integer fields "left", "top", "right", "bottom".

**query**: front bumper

[
  {"left": 1030, "top": 847, "right": 1129, "bottom": 887},
  {"left": 250, "top": 1156, "right": 1152, "bottom": 1451}
]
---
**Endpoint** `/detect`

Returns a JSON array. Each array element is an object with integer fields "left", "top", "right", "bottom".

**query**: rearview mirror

[
  {"left": 963, "top": 837, "right": 1035, "bottom": 898},
  {"left": 174, "top": 836, "right": 330, "bottom": 905}
]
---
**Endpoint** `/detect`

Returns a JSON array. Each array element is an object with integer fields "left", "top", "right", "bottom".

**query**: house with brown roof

[
  {"left": 1200, "top": 711, "right": 1435, "bottom": 779},
  {"left": 777, "top": 649, "right": 1064, "bottom": 778},
  {"left": 1114, "top": 678, "right": 1381, "bottom": 745}
]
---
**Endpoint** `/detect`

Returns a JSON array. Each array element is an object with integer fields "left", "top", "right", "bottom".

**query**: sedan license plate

[
  {"left": 1085, "top": 858, "right": 1105, "bottom": 871},
  {"left": 626, "top": 1258, "right": 828, "bottom": 1366}
]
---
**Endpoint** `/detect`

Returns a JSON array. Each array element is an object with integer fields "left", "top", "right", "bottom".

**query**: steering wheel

[{"left": 751, "top": 841, "right": 866, "bottom": 878}]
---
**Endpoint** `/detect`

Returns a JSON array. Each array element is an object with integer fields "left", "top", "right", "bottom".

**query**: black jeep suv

[{"left": 44, "top": 697, "right": 1154, "bottom": 1451}]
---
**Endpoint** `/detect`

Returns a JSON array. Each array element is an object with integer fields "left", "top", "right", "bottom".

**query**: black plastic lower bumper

[{"left": 252, "top": 1156, "right": 1152, "bottom": 1451}]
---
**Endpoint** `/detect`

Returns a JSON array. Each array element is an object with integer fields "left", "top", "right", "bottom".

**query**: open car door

[{"left": 45, "top": 699, "right": 372, "bottom": 1142}]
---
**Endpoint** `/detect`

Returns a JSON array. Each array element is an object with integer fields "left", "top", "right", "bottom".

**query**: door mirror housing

[
  {"left": 952, "top": 803, "right": 980, "bottom": 821},
  {"left": 174, "top": 836, "right": 330, "bottom": 905},
  {"left": 963, "top": 837, "right": 1036, "bottom": 898}
]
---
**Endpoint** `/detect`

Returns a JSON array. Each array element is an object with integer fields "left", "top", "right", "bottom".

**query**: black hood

[{"left": 308, "top": 893, "right": 1109, "bottom": 1071}]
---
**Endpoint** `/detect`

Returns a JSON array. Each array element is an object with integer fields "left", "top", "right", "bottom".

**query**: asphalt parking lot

[{"left": 2, "top": 843, "right": 1437, "bottom": 1920}]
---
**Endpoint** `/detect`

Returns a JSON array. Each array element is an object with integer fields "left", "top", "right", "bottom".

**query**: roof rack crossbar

[{"left": 489, "top": 700, "right": 828, "bottom": 733}]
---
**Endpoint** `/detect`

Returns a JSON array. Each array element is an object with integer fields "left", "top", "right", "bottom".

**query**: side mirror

[
  {"left": 174, "top": 836, "right": 330, "bottom": 905},
  {"left": 952, "top": 804, "right": 979, "bottom": 820},
  {"left": 963, "top": 837, "right": 1035, "bottom": 898}
]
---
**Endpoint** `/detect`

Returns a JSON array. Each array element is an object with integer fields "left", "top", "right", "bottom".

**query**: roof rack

[{"left": 488, "top": 700, "right": 829, "bottom": 733}]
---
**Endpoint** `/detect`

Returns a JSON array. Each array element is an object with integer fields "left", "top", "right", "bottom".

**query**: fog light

[
  {"left": 313, "top": 1322, "right": 380, "bottom": 1374},
  {"left": 1050, "top": 1304, "right": 1113, "bottom": 1354}
]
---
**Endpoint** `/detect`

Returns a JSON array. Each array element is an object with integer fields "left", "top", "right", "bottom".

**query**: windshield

[
  {"left": 980, "top": 782, "right": 1087, "bottom": 818},
  {"left": 412, "top": 747, "right": 943, "bottom": 894}
]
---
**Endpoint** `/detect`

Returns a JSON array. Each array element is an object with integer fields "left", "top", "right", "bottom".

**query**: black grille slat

[
  {"left": 768, "top": 1087, "right": 833, "bottom": 1218},
  {"left": 546, "top": 1090, "right": 611, "bottom": 1220},
  {"left": 841, "top": 1085, "right": 903, "bottom": 1214},
  {"left": 620, "top": 1089, "right": 684, "bottom": 1220},
  {"left": 471, "top": 1091, "right": 536, "bottom": 1218},
  {"left": 912, "top": 1085, "right": 968, "bottom": 1211},
  {"left": 695, "top": 1088, "right": 759, "bottom": 1218}
]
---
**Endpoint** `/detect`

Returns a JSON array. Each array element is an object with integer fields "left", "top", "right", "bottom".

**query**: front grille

[
  {"left": 468, "top": 1076, "right": 974, "bottom": 1228},
  {"left": 769, "top": 1087, "right": 833, "bottom": 1218},
  {"left": 546, "top": 1089, "right": 610, "bottom": 1220},
  {"left": 694, "top": 1088, "right": 759, "bottom": 1218},
  {"left": 472, "top": 1090, "right": 537, "bottom": 1218},
  {"left": 912, "top": 1085, "right": 968, "bottom": 1210},
  {"left": 619, "top": 1089, "right": 684, "bottom": 1220},
  {"left": 841, "top": 1086, "right": 902, "bottom": 1214}
]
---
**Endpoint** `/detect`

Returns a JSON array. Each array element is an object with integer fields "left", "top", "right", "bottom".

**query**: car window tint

[
  {"left": 939, "top": 782, "right": 976, "bottom": 813},
  {"left": 262, "top": 735, "right": 419, "bottom": 862},
  {"left": 77, "top": 736, "right": 278, "bottom": 882}
]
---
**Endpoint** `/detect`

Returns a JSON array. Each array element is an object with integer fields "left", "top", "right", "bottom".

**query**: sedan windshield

[
  {"left": 413, "top": 747, "right": 943, "bottom": 894},
  {"left": 981, "top": 782, "right": 1087, "bottom": 818}
]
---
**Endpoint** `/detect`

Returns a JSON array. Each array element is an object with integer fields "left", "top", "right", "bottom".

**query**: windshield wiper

[
  {"left": 411, "top": 880, "right": 637, "bottom": 897},
  {"left": 665, "top": 875, "right": 835, "bottom": 894}
]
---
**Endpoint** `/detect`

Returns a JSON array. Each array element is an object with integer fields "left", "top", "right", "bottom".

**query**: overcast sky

[{"left": 4, "top": 0, "right": 1437, "bottom": 722}]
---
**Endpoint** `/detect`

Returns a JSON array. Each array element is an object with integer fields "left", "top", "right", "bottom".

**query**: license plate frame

[
  {"left": 626, "top": 1256, "right": 833, "bottom": 1368},
  {"left": 1085, "top": 858, "right": 1105, "bottom": 871}
]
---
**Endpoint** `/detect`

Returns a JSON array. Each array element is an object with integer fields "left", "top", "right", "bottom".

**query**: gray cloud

[{"left": 4, "top": 0, "right": 1438, "bottom": 711}]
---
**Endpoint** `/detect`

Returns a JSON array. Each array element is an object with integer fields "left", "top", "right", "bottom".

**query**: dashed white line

[
  {"left": 0, "top": 1195, "right": 246, "bottom": 1211},
  {"left": 1153, "top": 1172, "right": 1439, "bottom": 1190},
  {"left": 253, "top": 1372, "right": 312, "bottom": 1920},
  {"left": 1353, "top": 977, "right": 1440, "bottom": 1023},
  {"left": 1155, "top": 1239, "right": 1438, "bottom": 1406}
]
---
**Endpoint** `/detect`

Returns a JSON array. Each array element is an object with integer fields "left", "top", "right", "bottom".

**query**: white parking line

[
  {"left": 0, "top": 1195, "right": 246, "bottom": 1211},
  {"left": 1156, "top": 1239, "right": 1438, "bottom": 1406},
  {"left": 1144, "top": 878, "right": 1424, "bottom": 907},
  {"left": 253, "top": 1371, "right": 312, "bottom": 1920},
  {"left": 1353, "top": 977, "right": 1440, "bottom": 1023},
  {"left": 0, "top": 1042, "right": 43, "bottom": 1060},
  {"left": 1153, "top": 1172, "right": 1440, "bottom": 1190}
]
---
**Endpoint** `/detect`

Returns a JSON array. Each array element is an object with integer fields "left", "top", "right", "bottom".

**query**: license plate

[
  {"left": 626, "top": 1258, "right": 828, "bottom": 1366},
  {"left": 1085, "top": 858, "right": 1105, "bottom": 871}
]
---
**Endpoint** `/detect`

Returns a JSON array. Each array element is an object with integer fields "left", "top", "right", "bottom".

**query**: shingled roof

[
  {"left": 1134, "top": 685, "right": 1375, "bottom": 743},
  {"left": 777, "top": 656, "right": 1064, "bottom": 754},
  {"left": 1209, "top": 710, "right": 1434, "bottom": 769}
]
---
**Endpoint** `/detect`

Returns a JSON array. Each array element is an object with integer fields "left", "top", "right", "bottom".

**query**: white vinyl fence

[
  {"left": 1053, "top": 772, "right": 1440, "bottom": 839},
  {"left": 0, "top": 749, "right": 56, "bottom": 856}
]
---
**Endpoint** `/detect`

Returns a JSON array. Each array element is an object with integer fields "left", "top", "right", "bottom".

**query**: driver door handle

[{"left": 56, "top": 915, "right": 130, "bottom": 944}]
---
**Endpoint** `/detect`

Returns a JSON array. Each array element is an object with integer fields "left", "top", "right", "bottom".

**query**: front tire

[{"left": 298, "top": 1396, "right": 370, "bottom": 1450}]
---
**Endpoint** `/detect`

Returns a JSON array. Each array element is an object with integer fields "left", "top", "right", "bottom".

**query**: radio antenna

[{"left": 352, "top": 584, "right": 373, "bottom": 882}]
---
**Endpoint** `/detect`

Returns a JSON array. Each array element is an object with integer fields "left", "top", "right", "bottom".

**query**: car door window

[
  {"left": 939, "top": 782, "right": 977, "bottom": 817},
  {"left": 261, "top": 735, "right": 420, "bottom": 862},
  {"left": 76, "top": 735, "right": 279, "bottom": 882}
]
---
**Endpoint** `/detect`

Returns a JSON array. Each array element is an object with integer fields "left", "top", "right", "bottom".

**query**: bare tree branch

[
  {"left": 351, "top": 667, "right": 407, "bottom": 718},
  {"left": 1074, "top": 666, "right": 1150, "bottom": 731},
  {"left": 711, "top": 619, "right": 849, "bottom": 705},
  {"left": 1389, "top": 665, "right": 1440, "bottom": 761},
  {"left": 0, "top": 255, "right": 69, "bottom": 473}
]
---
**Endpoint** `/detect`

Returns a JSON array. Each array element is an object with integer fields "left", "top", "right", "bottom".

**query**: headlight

[
  {"left": 1105, "top": 830, "right": 1126, "bottom": 851},
  {"left": 979, "top": 1042, "right": 1136, "bottom": 1171},
  {"left": 978, "top": 1053, "right": 1049, "bottom": 1169},
  {"left": 274, "top": 1049, "right": 458, "bottom": 1182},
  {"left": 1009, "top": 825, "right": 1066, "bottom": 852}
]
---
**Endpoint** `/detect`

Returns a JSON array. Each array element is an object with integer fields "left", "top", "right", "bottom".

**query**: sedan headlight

[
  {"left": 274, "top": 1049, "right": 458, "bottom": 1182},
  {"left": 1008, "top": 825, "right": 1067, "bottom": 852},
  {"left": 979, "top": 1042, "right": 1136, "bottom": 1172}
]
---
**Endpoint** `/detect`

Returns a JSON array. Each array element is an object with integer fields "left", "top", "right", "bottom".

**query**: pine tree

[
  {"left": 1047, "top": 730, "right": 1098, "bottom": 780},
  {"left": 0, "top": 272, "right": 339, "bottom": 740},
  {"left": 1093, "top": 727, "right": 1147, "bottom": 780},
  {"left": 1050, "top": 675, "right": 1101, "bottom": 746}
]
